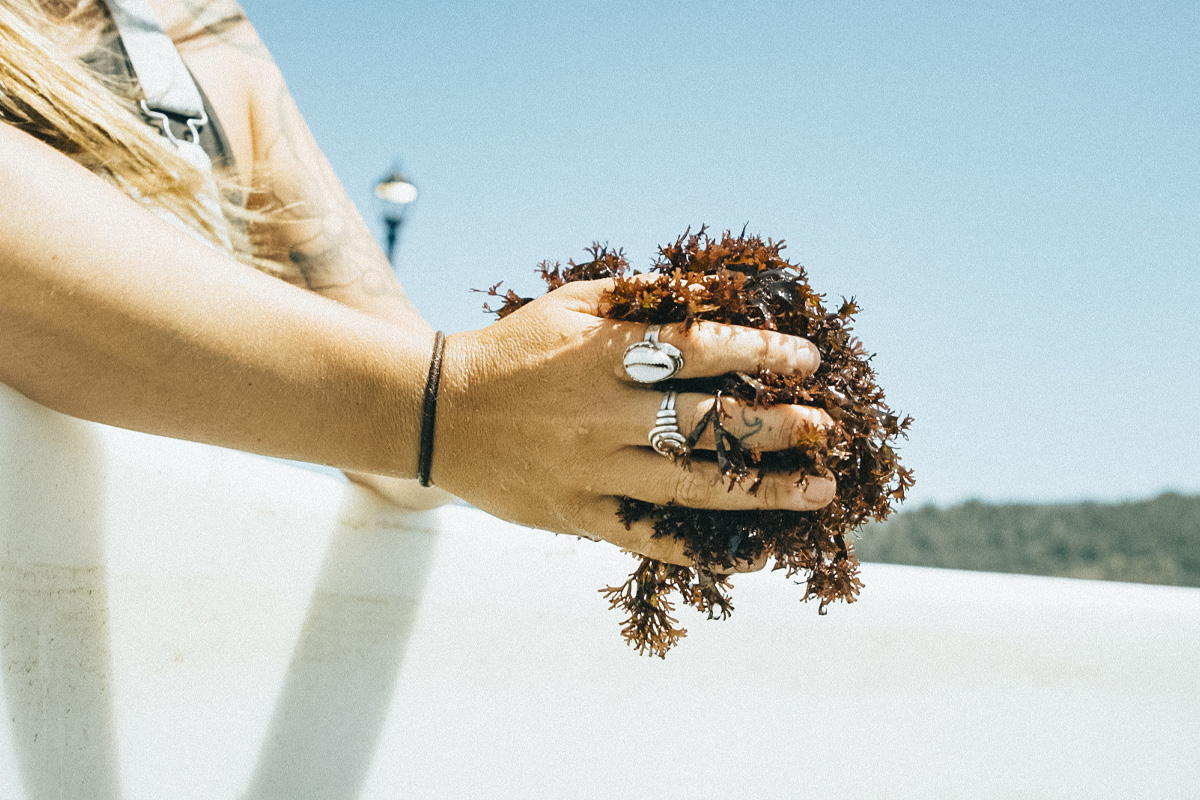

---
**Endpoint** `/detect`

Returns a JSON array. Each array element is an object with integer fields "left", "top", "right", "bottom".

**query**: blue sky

[{"left": 240, "top": 0, "right": 1199, "bottom": 507}]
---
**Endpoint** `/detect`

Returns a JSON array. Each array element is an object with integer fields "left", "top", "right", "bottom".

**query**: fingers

[
  {"left": 608, "top": 320, "right": 820, "bottom": 382},
  {"left": 621, "top": 390, "right": 833, "bottom": 452},
  {"left": 581, "top": 497, "right": 769, "bottom": 572},
  {"left": 601, "top": 449, "right": 836, "bottom": 512},
  {"left": 539, "top": 278, "right": 819, "bottom": 378}
]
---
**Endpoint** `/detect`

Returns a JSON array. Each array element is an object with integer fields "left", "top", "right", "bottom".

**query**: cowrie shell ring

[{"left": 622, "top": 325, "right": 684, "bottom": 384}]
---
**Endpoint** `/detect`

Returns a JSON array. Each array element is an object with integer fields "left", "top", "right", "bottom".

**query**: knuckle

[
  {"left": 757, "top": 475, "right": 792, "bottom": 509},
  {"left": 671, "top": 468, "right": 711, "bottom": 508},
  {"left": 688, "top": 396, "right": 716, "bottom": 435},
  {"left": 568, "top": 421, "right": 601, "bottom": 447},
  {"left": 678, "top": 334, "right": 711, "bottom": 373},
  {"left": 605, "top": 333, "right": 632, "bottom": 380},
  {"left": 790, "top": 406, "right": 834, "bottom": 443},
  {"left": 753, "top": 333, "right": 774, "bottom": 365},
  {"left": 778, "top": 408, "right": 807, "bottom": 448},
  {"left": 802, "top": 473, "right": 837, "bottom": 508}
]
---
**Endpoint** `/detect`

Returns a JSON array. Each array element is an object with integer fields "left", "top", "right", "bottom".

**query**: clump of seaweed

[{"left": 484, "top": 227, "right": 913, "bottom": 657}]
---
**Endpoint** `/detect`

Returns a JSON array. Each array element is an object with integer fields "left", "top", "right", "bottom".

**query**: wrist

[
  {"left": 423, "top": 328, "right": 486, "bottom": 498},
  {"left": 416, "top": 331, "right": 447, "bottom": 486}
]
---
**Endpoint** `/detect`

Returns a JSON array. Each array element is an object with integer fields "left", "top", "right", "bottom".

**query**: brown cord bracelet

[{"left": 416, "top": 331, "right": 446, "bottom": 487}]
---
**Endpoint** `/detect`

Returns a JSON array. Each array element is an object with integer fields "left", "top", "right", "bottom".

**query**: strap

[
  {"left": 101, "top": 0, "right": 231, "bottom": 249},
  {"left": 103, "top": 0, "right": 204, "bottom": 120}
]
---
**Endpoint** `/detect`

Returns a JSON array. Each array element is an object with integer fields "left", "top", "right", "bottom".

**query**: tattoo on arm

[
  {"left": 286, "top": 230, "right": 399, "bottom": 298},
  {"left": 257, "top": 74, "right": 407, "bottom": 300},
  {"left": 169, "top": 1, "right": 423, "bottom": 319}
]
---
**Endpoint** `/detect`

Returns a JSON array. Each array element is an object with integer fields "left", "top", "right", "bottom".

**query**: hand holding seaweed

[{"left": 484, "top": 228, "right": 913, "bottom": 657}]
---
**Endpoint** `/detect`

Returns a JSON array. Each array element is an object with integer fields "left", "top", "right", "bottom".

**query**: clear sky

[{"left": 240, "top": 0, "right": 1199, "bottom": 508}]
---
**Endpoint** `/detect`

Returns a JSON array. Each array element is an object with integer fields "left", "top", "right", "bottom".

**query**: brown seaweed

[{"left": 484, "top": 227, "right": 913, "bottom": 657}]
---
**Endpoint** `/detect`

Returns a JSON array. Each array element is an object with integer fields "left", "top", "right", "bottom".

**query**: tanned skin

[
  {"left": 0, "top": 0, "right": 834, "bottom": 565},
  {"left": 145, "top": 0, "right": 448, "bottom": 507}
]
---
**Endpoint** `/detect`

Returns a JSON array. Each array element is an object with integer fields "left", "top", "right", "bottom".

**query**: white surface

[{"left": 2, "top": 383, "right": 1198, "bottom": 799}]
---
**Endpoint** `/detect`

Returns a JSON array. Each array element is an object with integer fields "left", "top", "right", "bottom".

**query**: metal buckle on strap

[{"left": 140, "top": 99, "right": 208, "bottom": 146}]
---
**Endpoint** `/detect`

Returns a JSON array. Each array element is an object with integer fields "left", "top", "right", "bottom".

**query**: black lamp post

[{"left": 374, "top": 167, "right": 418, "bottom": 266}]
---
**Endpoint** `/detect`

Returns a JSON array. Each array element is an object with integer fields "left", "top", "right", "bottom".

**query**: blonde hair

[{"left": 0, "top": 0, "right": 266, "bottom": 267}]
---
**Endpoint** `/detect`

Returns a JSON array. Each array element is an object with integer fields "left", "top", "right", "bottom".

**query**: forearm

[
  {"left": 0, "top": 123, "right": 430, "bottom": 477},
  {"left": 150, "top": 5, "right": 447, "bottom": 498},
  {"left": 236, "top": 59, "right": 449, "bottom": 498}
]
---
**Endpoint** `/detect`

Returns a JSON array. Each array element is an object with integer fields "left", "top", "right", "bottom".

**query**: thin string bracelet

[{"left": 417, "top": 331, "right": 446, "bottom": 487}]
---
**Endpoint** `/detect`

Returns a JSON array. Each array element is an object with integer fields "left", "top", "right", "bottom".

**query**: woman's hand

[{"left": 432, "top": 278, "right": 836, "bottom": 569}]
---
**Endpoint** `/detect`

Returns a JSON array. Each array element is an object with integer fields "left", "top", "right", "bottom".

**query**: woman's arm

[
  {"left": 2, "top": 114, "right": 839, "bottom": 568},
  {"left": 3, "top": 0, "right": 838, "bottom": 567},
  {"left": 158, "top": 0, "right": 450, "bottom": 506},
  {"left": 159, "top": 0, "right": 427, "bottom": 328},
  {"left": 0, "top": 121, "right": 430, "bottom": 477}
]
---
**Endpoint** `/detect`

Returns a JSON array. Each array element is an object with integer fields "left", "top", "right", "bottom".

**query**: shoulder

[
  {"left": 140, "top": 0, "right": 282, "bottom": 177},
  {"left": 144, "top": 0, "right": 258, "bottom": 54}
]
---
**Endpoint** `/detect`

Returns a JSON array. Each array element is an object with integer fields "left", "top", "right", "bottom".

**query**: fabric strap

[
  {"left": 103, "top": 0, "right": 204, "bottom": 119},
  {"left": 102, "top": 0, "right": 231, "bottom": 248}
]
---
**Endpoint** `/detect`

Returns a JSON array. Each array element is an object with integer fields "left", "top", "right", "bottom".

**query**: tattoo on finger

[{"left": 737, "top": 409, "right": 765, "bottom": 445}]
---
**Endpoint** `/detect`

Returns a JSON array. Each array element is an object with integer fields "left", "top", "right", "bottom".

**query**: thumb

[
  {"left": 548, "top": 277, "right": 619, "bottom": 315},
  {"left": 551, "top": 273, "right": 663, "bottom": 316}
]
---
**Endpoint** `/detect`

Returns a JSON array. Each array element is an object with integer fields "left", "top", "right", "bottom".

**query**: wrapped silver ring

[
  {"left": 649, "top": 391, "right": 689, "bottom": 458},
  {"left": 623, "top": 324, "right": 684, "bottom": 383}
]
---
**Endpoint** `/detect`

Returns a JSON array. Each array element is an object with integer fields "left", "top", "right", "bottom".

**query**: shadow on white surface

[
  {"left": 2, "top": 383, "right": 1199, "bottom": 799},
  {"left": 243, "top": 491, "right": 437, "bottom": 800},
  {"left": 0, "top": 390, "right": 122, "bottom": 799}
]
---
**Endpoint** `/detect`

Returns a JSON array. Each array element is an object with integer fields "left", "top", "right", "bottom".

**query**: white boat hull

[{"left": 2, "top": 384, "right": 1198, "bottom": 798}]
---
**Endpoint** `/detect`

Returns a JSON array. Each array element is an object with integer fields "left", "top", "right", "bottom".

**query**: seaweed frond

[{"left": 488, "top": 227, "right": 912, "bottom": 655}]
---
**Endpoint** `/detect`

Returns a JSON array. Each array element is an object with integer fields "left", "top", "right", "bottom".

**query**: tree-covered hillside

[{"left": 856, "top": 492, "right": 1200, "bottom": 587}]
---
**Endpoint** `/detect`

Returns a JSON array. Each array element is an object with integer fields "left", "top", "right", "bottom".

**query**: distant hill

[{"left": 856, "top": 492, "right": 1200, "bottom": 587}]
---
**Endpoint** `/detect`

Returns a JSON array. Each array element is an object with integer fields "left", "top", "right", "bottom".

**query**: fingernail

[{"left": 787, "top": 343, "right": 817, "bottom": 374}]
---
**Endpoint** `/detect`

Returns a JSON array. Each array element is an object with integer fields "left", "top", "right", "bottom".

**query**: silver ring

[
  {"left": 622, "top": 324, "right": 684, "bottom": 383},
  {"left": 649, "top": 390, "right": 689, "bottom": 458}
]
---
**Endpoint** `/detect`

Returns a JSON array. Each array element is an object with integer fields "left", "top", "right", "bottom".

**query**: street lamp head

[
  {"left": 375, "top": 169, "right": 417, "bottom": 222},
  {"left": 376, "top": 165, "right": 417, "bottom": 266}
]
